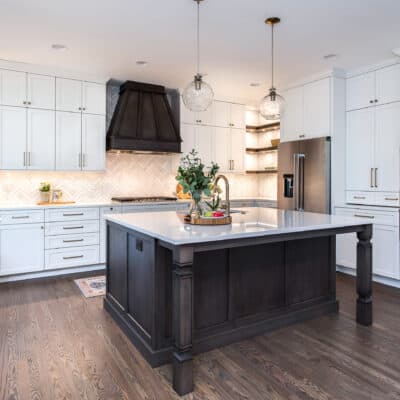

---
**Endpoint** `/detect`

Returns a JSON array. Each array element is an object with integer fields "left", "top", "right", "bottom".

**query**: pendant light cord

[
  {"left": 270, "top": 23, "right": 274, "bottom": 89},
  {"left": 197, "top": 0, "right": 200, "bottom": 76}
]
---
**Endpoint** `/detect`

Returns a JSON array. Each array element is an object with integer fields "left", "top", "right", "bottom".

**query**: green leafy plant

[
  {"left": 205, "top": 183, "right": 222, "bottom": 211},
  {"left": 175, "top": 150, "right": 219, "bottom": 203},
  {"left": 39, "top": 182, "right": 51, "bottom": 192}
]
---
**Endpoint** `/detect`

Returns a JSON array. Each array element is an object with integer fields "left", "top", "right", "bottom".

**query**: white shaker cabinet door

[
  {"left": 56, "top": 78, "right": 82, "bottom": 112},
  {"left": 180, "top": 124, "right": 196, "bottom": 155},
  {"left": 0, "top": 106, "right": 27, "bottom": 169},
  {"left": 0, "top": 69, "right": 26, "bottom": 107},
  {"left": 230, "top": 129, "right": 245, "bottom": 172},
  {"left": 195, "top": 125, "right": 214, "bottom": 166},
  {"left": 373, "top": 225, "right": 400, "bottom": 279},
  {"left": 346, "top": 108, "right": 375, "bottom": 191},
  {"left": 82, "top": 82, "right": 106, "bottom": 115},
  {"left": 56, "top": 111, "right": 82, "bottom": 170},
  {"left": 196, "top": 104, "right": 214, "bottom": 126},
  {"left": 375, "top": 63, "right": 400, "bottom": 106},
  {"left": 374, "top": 102, "right": 400, "bottom": 192},
  {"left": 27, "top": 74, "right": 55, "bottom": 110},
  {"left": 213, "top": 101, "right": 230, "bottom": 128},
  {"left": 180, "top": 97, "right": 196, "bottom": 124},
  {"left": 27, "top": 109, "right": 56, "bottom": 170},
  {"left": 0, "top": 223, "right": 44, "bottom": 275},
  {"left": 230, "top": 103, "right": 246, "bottom": 130},
  {"left": 81, "top": 114, "right": 105, "bottom": 171},
  {"left": 213, "top": 127, "right": 230, "bottom": 172},
  {"left": 346, "top": 71, "right": 375, "bottom": 111},
  {"left": 280, "top": 86, "right": 303, "bottom": 142}
]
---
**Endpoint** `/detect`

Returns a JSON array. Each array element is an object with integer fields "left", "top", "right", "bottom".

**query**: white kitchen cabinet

[
  {"left": 180, "top": 97, "right": 213, "bottom": 125},
  {"left": 374, "top": 102, "right": 400, "bottom": 192},
  {"left": 82, "top": 82, "right": 106, "bottom": 115},
  {"left": 181, "top": 124, "right": 214, "bottom": 165},
  {"left": 376, "top": 64, "right": 400, "bottom": 105},
  {"left": 0, "top": 106, "right": 27, "bottom": 169},
  {"left": 230, "top": 129, "right": 245, "bottom": 171},
  {"left": 56, "top": 111, "right": 82, "bottom": 170},
  {"left": 280, "top": 85, "right": 303, "bottom": 142},
  {"left": 0, "top": 69, "right": 26, "bottom": 107},
  {"left": 0, "top": 223, "right": 44, "bottom": 276},
  {"left": 56, "top": 78, "right": 82, "bottom": 113},
  {"left": 181, "top": 124, "right": 196, "bottom": 155},
  {"left": 82, "top": 114, "right": 106, "bottom": 171},
  {"left": 213, "top": 101, "right": 245, "bottom": 129},
  {"left": 346, "top": 71, "right": 375, "bottom": 111},
  {"left": 27, "top": 109, "right": 55, "bottom": 170},
  {"left": 230, "top": 103, "right": 246, "bottom": 130},
  {"left": 346, "top": 108, "right": 375, "bottom": 191},
  {"left": 213, "top": 127, "right": 230, "bottom": 171},
  {"left": 303, "top": 78, "right": 330, "bottom": 138},
  {"left": 27, "top": 74, "right": 55, "bottom": 110}
]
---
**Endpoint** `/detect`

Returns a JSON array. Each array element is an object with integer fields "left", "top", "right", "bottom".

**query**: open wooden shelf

[
  {"left": 246, "top": 169, "right": 278, "bottom": 174},
  {"left": 246, "top": 146, "right": 278, "bottom": 153},
  {"left": 246, "top": 122, "right": 280, "bottom": 133}
]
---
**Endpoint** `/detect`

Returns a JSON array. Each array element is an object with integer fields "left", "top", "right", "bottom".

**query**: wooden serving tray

[
  {"left": 182, "top": 214, "right": 232, "bottom": 225},
  {"left": 36, "top": 201, "right": 76, "bottom": 206}
]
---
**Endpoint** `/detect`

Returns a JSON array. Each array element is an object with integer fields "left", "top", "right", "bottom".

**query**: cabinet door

[
  {"left": 213, "top": 127, "right": 230, "bottom": 171},
  {"left": 180, "top": 124, "right": 196, "bottom": 155},
  {"left": 346, "top": 108, "right": 375, "bottom": 191},
  {"left": 374, "top": 225, "right": 399, "bottom": 279},
  {"left": 0, "top": 106, "right": 27, "bottom": 169},
  {"left": 375, "top": 64, "right": 400, "bottom": 105},
  {"left": 196, "top": 103, "right": 214, "bottom": 125},
  {"left": 195, "top": 125, "right": 213, "bottom": 166},
  {"left": 303, "top": 78, "right": 330, "bottom": 139},
  {"left": 0, "top": 223, "right": 44, "bottom": 275},
  {"left": 56, "top": 78, "right": 82, "bottom": 112},
  {"left": 180, "top": 97, "right": 195, "bottom": 124},
  {"left": 82, "top": 82, "right": 106, "bottom": 115},
  {"left": 230, "top": 129, "right": 245, "bottom": 172},
  {"left": 280, "top": 86, "right": 303, "bottom": 142},
  {"left": 55, "top": 111, "right": 82, "bottom": 170},
  {"left": 82, "top": 114, "right": 105, "bottom": 171},
  {"left": 27, "top": 109, "right": 56, "bottom": 170},
  {"left": 1, "top": 70, "right": 26, "bottom": 107},
  {"left": 27, "top": 74, "right": 55, "bottom": 110},
  {"left": 213, "top": 101, "right": 230, "bottom": 127},
  {"left": 346, "top": 72, "right": 375, "bottom": 111},
  {"left": 230, "top": 103, "right": 246, "bottom": 130},
  {"left": 374, "top": 103, "right": 400, "bottom": 192}
]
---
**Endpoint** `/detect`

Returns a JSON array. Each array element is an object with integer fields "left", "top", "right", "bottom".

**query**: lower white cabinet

[
  {"left": 335, "top": 206, "right": 400, "bottom": 279},
  {"left": 45, "top": 245, "right": 99, "bottom": 270},
  {"left": 0, "top": 223, "right": 44, "bottom": 275}
]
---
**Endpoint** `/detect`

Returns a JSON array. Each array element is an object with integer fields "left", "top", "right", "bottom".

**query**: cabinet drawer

[
  {"left": 0, "top": 210, "right": 44, "bottom": 225},
  {"left": 45, "top": 207, "right": 99, "bottom": 222},
  {"left": 45, "top": 245, "right": 99, "bottom": 270},
  {"left": 45, "top": 220, "right": 100, "bottom": 235},
  {"left": 374, "top": 192, "right": 400, "bottom": 207},
  {"left": 346, "top": 191, "right": 375, "bottom": 205},
  {"left": 336, "top": 206, "right": 399, "bottom": 227},
  {"left": 45, "top": 232, "right": 99, "bottom": 249}
]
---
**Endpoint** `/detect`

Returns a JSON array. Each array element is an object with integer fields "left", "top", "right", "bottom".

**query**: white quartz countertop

[{"left": 105, "top": 207, "right": 373, "bottom": 246}]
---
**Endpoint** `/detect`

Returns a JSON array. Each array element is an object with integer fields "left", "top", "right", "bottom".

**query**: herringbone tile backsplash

[{"left": 0, "top": 153, "right": 272, "bottom": 204}]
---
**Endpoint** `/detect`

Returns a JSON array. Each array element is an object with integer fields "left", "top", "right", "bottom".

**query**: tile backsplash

[{"left": 0, "top": 153, "right": 275, "bottom": 204}]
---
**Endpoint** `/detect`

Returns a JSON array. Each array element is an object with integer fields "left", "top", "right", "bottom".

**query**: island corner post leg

[
  {"left": 172, "top": 246, "right": 194, "bottom": 396},
  {"left": 356, "top": 224, "right": 373, "bottom": 326}
]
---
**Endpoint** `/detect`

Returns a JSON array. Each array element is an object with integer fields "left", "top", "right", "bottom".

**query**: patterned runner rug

[{"left": 74, "top": 275, "right": 106, "bottom": 298}]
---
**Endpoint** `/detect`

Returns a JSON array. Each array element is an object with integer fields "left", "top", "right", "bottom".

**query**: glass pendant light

[
  {"left": 182, "top": 0, "right": 214, "bottom": 112},
  {"left": 259, "top": 17, "right": 284, "bottom": 121}
]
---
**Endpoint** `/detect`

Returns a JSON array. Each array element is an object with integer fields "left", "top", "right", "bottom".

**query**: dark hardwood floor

[{"left": 1, "top": 273, "right": 400, "bottom": 400}]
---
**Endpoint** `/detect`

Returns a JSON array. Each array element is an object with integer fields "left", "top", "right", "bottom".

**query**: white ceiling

[{"left": 1, "top": 0, "right": 400, "bottom": 104}]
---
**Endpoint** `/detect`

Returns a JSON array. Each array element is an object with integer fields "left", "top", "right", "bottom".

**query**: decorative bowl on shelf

[{"left": 271, "top": 138, "right": 280, "bottom": 147}]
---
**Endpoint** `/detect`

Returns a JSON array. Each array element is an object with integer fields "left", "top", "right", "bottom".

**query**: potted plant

[
  {"left": 39, "top": 182, "right": 51, "bottom": 203},
  {"left": 176, "top": 150, "right": 219, "bottom": 218}
]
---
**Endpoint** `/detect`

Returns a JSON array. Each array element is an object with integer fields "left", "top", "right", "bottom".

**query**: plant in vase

[
  {"left": 176, "top": 150, "right": 219, "bottom": 218},
  {"left": 39, "top": 182, "right": 51, "bottom": 203},
  {"left": 204, "top": 183, "right": 223, "bottom": 217}
]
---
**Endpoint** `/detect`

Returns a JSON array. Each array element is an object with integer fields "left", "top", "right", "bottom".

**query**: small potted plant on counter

[
  {"left": 203, "top": 183, "right": 224, "bottom": 218},
  {"left": 39, "top": 181, "right": 51, "bottom": 203},
  {"left": 176, "top": 150, "right": 219, "bottom": 218}
]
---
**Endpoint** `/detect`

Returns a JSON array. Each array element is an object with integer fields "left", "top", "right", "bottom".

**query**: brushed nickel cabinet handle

[
  {"left": 62, "top": 226, "right": 84, "bottom": 230},
  {"left": 354, "top": 214, "right": 374, "bottom": 219},
  {"left": 63, "top": 255, "right": 84, "bottom": 260},
  {"left": 12, "top": 215, "right": 30, "bottom": 219},
  {"left": 78, "top": 153, "right": 82, "bottom": 168},
  {"left": 384, "top": 197, "right": 399, "bottom": 201},
  {"left": 353, "top": 196, "right": 366, "bottom": 199},
  {"left": 63, "top": 239, "right": 84, "bottom": 243},
  {"left": 370, "top": 168, "right": 374, "bottom": 188},
  {"left": 232, "top": 160, "right": 235, "bottom": 170},
  {"left": 374, "top": 168, "right": 378, "bottom": 188},
  {"left": 299, "top": 134, "right": 305, "bottom": 138},
  {"left": 63, "top": 213, "right": 84, "bottom": 217}
]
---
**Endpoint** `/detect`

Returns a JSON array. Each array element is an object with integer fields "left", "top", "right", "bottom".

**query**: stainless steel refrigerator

[{"left": 277, "top": 137, "right": 331, "bottom": 213}]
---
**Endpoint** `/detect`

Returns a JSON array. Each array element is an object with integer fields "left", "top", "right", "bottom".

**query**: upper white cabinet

[
  {"left": 180, "top": 124, "right": 213, "bottom": 167},
  {"left": 281, "top": 78, "right": 331, "bottom": 142},
  {"left": 82, "top": 114, "right": 106, "bottom": 171},
  {"left": 213, "top": 127, "right": 245, "bottom": 172},
  {"left": 213, "top": 101, "right": 245, "bottom": 129},
  {"left": 56, "top": 78, "right": 105, "bottom": 115},
  {"left": 346, "top": 63, "right": 400, "bottom": 111},
  {"left": 180, "top": 98, "right": 213, "bottom": 125},
  {"left": 0, "top": 70, "right": 26, "bottom": 107},
  {"left": 27, "top": 74, "right": 55, "bottom": 109}
]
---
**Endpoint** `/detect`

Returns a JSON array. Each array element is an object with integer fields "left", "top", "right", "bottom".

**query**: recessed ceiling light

[
  {"left": 323, "top": 54, "right": 337, "bottom": 60},
  {"left": 392, "top": 48, "right": 400, "bottom": 57},
  {"left": 136, "top": 60, "right": 148, "bottom": 66},
  {"left": 51, "top": 44, "right": 67, "bottom": 51},
  {"left": 250, "top": 82, "right": 260, "bottom": 87}
]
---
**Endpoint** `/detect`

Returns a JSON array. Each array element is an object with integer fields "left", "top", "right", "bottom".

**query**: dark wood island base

[{"left": 104, "top": 221, "right": 373, "bottom": 396}]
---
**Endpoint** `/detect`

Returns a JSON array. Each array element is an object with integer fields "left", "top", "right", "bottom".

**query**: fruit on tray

[
  {"left": 204, "top": 211, "right": 213, "bottom": 217},
  {"left": 212, "top": 211, "right": 225, "bottom": 217}
]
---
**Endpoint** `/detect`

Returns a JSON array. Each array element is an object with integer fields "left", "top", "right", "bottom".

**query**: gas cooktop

[{"left": 111, "top": 196, "right": 177, "bottom": 203}]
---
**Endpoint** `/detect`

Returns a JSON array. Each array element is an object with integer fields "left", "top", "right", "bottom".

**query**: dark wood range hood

[{"left": 106, "top": 81, "right": 181, "bottom": 154}]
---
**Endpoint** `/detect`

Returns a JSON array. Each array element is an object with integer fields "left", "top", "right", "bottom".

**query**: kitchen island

[{"left": 104, "top": 207, "right": 373, "bottom": 395}]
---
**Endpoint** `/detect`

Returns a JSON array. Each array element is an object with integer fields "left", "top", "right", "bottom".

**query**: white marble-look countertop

[{"left": 105, "top": 207, "right": 373, "bottom": 246}]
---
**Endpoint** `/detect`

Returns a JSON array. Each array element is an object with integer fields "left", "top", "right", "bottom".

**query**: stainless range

[{"left": 111, "top": 196, "right": 177, "bottom": 203}]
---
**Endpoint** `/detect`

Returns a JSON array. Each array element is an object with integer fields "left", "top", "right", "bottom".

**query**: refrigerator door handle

[{"left": 293, "top": 153, "right": 305, "bottom": 211}]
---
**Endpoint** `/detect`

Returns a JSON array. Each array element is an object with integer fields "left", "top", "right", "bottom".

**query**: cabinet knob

[
  {"left": 299, "top": 134, "right": 305, "bottom": 138},
  {"left": 374, "top": 99, "right": 378, "bottom": 103},
  {"left": 369, "top": 100, "right": 374, "bottom": 104}
]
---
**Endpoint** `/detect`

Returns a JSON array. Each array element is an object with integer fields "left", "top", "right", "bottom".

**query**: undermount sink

[{"left": 229, "top": 209, "right": 247, "bottom": 214}]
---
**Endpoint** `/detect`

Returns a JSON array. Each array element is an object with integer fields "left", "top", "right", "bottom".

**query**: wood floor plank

[{"left": 1, "top": 273, "right": 400, "bottom": 400}]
